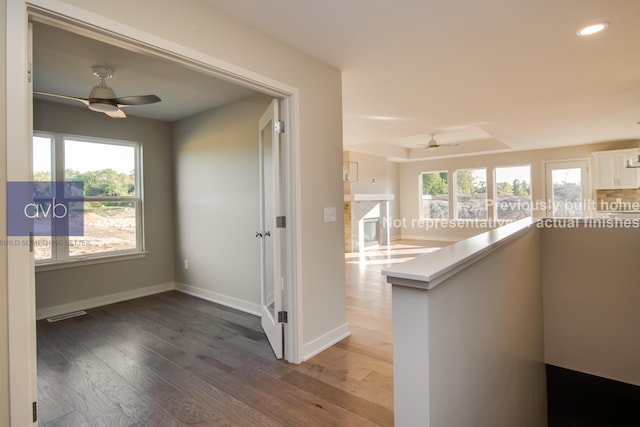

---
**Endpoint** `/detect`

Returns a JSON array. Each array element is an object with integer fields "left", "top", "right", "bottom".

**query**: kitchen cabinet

[{"left": 593, "top": 149, "right": 640, "bottom": 189}]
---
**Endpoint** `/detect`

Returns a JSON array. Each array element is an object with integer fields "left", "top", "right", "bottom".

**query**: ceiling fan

[
  {"left": 34, "top": 66, "right": 161, "bottom": 119},
  {"left": 418, "top": 133, "right": 459, "bottom": 149}
]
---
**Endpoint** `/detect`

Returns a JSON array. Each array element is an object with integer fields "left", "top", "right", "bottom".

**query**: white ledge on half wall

[
  {"left": 344, "top": 193, "right": 395, "bottom": 202},
  {"left": 382, "top": 217, "right": 540, "bottom": 290}
]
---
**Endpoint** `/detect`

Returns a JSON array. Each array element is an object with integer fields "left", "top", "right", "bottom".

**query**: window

[
  {"left": 33, "top": 133, "right": 144, "bottom": 264},
  {"left": 420, "top": 171, "right": 449, "bottom": 219},
  {"left": 544, "top": 160, "right": 589, "bottom": 218},
  {"left": 495, "top": 165, "right": 532, "bottom": 220},
  {"left": 455, "top": 168, "right": 487, "bottom": 219}
]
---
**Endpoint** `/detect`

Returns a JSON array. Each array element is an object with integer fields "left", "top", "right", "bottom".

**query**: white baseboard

[
  {"left": 174, "top": 282, "right": 261, "bottom": 316},
  {"left": 301, "top": 322, "right": 351, "bottom": 361},
  {"left": 36, "top": 282, "right": 176, "bottom": 320}
]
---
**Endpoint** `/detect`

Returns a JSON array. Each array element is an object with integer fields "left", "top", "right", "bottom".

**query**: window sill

[{"left": 35, "top": 251, "right": 148, "bottom": 272}]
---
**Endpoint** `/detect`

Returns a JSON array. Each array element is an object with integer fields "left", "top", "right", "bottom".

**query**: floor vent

[{"left": 46, "top": 311, "right": 87, "bottom": 323}]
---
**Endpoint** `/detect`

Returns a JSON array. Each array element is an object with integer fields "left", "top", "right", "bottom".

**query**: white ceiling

[
  {"left": 34, "top": 1, "right": 640, "bottom": 161},
  {"left": 205, "top": 0, "right": 640, "bottom": 161}
]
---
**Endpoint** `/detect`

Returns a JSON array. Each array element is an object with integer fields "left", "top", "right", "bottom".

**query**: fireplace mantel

[{"left": 344, "top": 193, "right": 394, "bottom": 202}]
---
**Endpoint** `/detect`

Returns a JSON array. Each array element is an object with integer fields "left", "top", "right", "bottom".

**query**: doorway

[
  {"left": 8, "top": 5, "right": 301, "bottom": 424},
  {"left": 544, "top": 159, "right": 591, "bottom": 218}
]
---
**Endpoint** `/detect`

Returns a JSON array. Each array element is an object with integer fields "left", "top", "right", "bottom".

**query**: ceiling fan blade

[
  {"left": 113, "top": 95, "right": 161, "bottom": 105},
  {"left": 105, "top": 108, "right": 126, "bottom": 119},
  {"left": 34, "top": 91, "right": 90, "bottom": 106}
]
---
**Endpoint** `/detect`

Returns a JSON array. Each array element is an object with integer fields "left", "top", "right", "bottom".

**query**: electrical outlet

[{"left": 184, "top": 259, "right": 189, "bottom": 270}]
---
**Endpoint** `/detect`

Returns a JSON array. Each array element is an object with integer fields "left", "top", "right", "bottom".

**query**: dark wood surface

[{"left": 37, "top": 241, "right": 444, "bottom": 426}]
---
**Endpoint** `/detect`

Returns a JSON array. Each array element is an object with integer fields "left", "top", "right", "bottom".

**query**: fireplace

[
  {"left": 344, "top": 194, "right": 394, "bottom": 253},
  {"left": 362, "top": 218, "right": 380, "bottom": 247}
]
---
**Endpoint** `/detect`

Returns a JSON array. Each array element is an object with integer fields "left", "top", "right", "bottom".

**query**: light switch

[{"left": 324, "top": 207, "right": 337, "bottom": 222}]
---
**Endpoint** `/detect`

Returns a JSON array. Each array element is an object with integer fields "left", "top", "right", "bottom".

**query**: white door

[
  {"left": 258, "top": 99, "right": 284, "bottom": 359},
  {"left": 545, "top": 160, "right": 590, "bottom": 217}
]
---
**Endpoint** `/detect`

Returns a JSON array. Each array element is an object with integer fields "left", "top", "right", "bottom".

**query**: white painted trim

[
  {"left": 301, "top": 322, "right": 351, "bottom": 362},
  {"left": 282, "top": 94, "right": 303, "bottom": 364},
  {"left": 400, "top": 234, "right": 463, "bottom": 243},
  {"left": 7, "top": 2, "right": 37, "bottom": 425},
  {"left": 35, "top": 282, "right": 175, "bottom": 320},
  {"left": 174, "top": 282, "right": 261, "bottom": 317}
]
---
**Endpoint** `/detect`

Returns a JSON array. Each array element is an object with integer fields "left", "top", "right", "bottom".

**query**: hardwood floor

[{"left": 36, "top": 240, "right": 445, "bottom": 426}]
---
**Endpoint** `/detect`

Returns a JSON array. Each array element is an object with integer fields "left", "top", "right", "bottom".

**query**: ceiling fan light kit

[
  {"left": 35, "top": 65, "right": 161, "bottom": 119},
  {"left": 87, "top": 101, "right": 119, "bottom": 113}
]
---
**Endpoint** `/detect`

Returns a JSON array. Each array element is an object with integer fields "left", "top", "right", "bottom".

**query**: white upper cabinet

[{"left": 593, "top": 149, "right": 640, "bottom": 189}]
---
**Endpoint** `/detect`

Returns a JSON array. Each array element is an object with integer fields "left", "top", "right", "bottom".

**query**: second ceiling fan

[{"left": 418, "top": 133, "right": 459, "bottom": 149}]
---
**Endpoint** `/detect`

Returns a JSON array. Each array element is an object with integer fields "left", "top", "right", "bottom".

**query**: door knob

[
  {"left": 265, "top": 231, "right": 271, "bottom": 237},
  {"left": 256, "top": 232, "right": 263, "bottom": 238}
]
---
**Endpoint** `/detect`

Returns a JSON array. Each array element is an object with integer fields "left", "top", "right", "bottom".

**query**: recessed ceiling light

[{"left": 577, "top": 22, "right": 609, "bottom": 36}]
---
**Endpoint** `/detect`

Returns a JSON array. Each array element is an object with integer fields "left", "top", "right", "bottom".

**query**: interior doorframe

[{"left": 7, "top": 1, "right": 303, "bottom": 423}]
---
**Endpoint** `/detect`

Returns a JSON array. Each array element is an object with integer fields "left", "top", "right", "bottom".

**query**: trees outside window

[
  {"left": 495, "top": 165, "right": 532, "bottom": 220},
  {"left": 455, "top": 169, "right": 487, "bottom": 219},
  {"left": 420, "top": 171, "right": 449, "bottom": 219}
]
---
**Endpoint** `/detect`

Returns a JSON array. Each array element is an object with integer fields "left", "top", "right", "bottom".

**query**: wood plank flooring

[{"left": 36, "top": 240, "right": 445, "bottom": 426}]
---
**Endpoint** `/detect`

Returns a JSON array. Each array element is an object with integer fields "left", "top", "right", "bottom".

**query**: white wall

[
  {"left": 543, "top": 225, "right": 640, "bottom": 386},
  {"left": 391, "top": 226, "right": 547, "bottom": 426},
  {"left": 172, "top": 94, "right": 271, "bottom": 313},
  {"left": 52, "top": 0, "right": 346, "bottom": 350},
  {"left": 398, "top": 140, "right": 640, "bottom": 241},
  {"left": 33, "top": 100, "right": 176, "bottom": 313}
]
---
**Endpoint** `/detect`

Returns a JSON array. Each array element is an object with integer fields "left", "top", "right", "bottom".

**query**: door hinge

[
  {"left": 28, "top": 62, "right": 32, "bottom": 83},
  {"left": 278, "top": 311, "right": 288, "bottom": 323},
  {"left": 276, "top": 216, "right": 286, "bottom": 228},
  {"left": 32, "top": 401, "right": 37, "bottom": 423},
  {"left": 275, "top": 120, "right": 285, "bottom": 134}
]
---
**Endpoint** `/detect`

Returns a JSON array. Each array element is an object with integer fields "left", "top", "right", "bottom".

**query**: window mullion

[{"left": 54, "top": 135, "right": 68, "bottom": 261}]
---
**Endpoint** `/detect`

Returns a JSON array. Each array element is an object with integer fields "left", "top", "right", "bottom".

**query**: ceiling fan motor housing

[
  {"left": 88, "top": 78, "right": 119, "bottom": 112},
  {"left": 89, "top": 82, "right": 117, "bottom": 100}
]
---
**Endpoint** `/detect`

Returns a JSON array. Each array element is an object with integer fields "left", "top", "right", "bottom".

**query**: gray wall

[
  {"left": 543, "top": 225, "right": 640, "bottom": 385},
  {"left": 172, "top": 94, "right": 271, "bottom": 311},
  {"left": 33, "top": 100, "right": 175, "bottom": 310},
  {"left": 428, "top": 227, "right": 546, "bottom": 426}
]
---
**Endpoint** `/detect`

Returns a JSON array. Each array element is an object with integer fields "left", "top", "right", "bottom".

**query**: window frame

[
  {"left": 33, "top": 131, "right": 146, "bottom": 269},
  {"left": 419, "top": 170, "right": 451, "bottom": 220}
]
